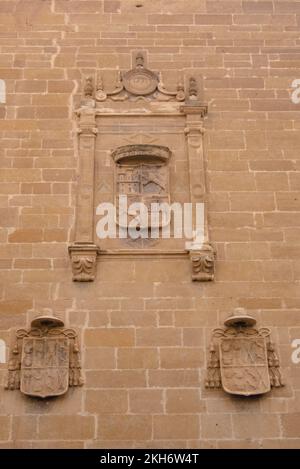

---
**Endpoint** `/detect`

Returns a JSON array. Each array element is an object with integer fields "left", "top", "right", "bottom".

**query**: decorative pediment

[{"left": 83, "top": 52, "right": 187, "bottom": 103}]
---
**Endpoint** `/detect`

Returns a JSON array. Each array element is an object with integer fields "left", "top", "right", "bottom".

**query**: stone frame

[{"left": 69, "top": 52, "right": 215, "bottom": 282}]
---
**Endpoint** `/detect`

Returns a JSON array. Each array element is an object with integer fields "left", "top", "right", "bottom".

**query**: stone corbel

[
  {"left": 190, "top": 243, "right": 215, "bottom": 282},
  {"left": 69, "top": 89, "right": 99, "bottom": 282},
  {"left": 181, "top": 82, "right": 215, "bottom": 281},
  {"left": 68, "top": 243, "right": 99, "bottom": 282}
]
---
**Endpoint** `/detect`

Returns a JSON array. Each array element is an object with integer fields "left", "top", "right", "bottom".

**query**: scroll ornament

[{"left": 83, "top": 52, "right": 186, "bottom": 103}]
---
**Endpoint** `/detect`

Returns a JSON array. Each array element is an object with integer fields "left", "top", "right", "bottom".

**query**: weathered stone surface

[
  {"left": 0, "top": 0, "right": 299, "bottom": 450},
  {"left": 206, "top": 308, "right": 284, "bottom": 396},
  {"left": 6, "top": 315, "right": 83, "bottom": 398}
]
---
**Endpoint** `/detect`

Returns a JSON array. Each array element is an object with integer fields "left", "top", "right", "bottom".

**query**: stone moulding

[
  {"left": 206, "top": 308, "right": 284, "bottom": 396},
  {"left": 111, "top": 144, "right": 171, "bottom": 163},
  {"left": 69, "top": 51, "right": 215, "bottom": 282}
]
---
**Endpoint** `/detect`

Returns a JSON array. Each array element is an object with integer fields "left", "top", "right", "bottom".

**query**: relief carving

[
  {"left": 69, "top": 51, "right": 213, "bottom": 282},
  {"left": 206, "top": 308, "right": 284, "bottom": 396},
  {"left": 69, "top": 244, "right": 99, "bottom": 282},
  {"left": 190, "top": 243, "right": 215, "bottom": 281},
  {"left": 6, "top": 316, "right": 83, "bottom": 398},
  {"left": 112, "top": 144, "right": 171, "bottom": 230},
  {"left": 68, "top": 97, "right": 99, "bottom": 281},
  {"left": 88, "top": 52, "right": 186, "bottom": 103},
  {"left": 183, "top": 103, "right": 214, "bottom": 282}
]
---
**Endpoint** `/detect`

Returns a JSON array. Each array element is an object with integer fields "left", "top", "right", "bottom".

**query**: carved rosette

[
  {"left": 190, "top": 244, "right": 215, "bottom": 282},
  {"left": 69, "top": 244, "right": 99, "bottom": 282},
  {"left": 206, "top": 309, "right": 284, "bottom": 396}
]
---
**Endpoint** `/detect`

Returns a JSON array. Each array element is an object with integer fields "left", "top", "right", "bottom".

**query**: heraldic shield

[
  {"left": 6, "top": 315, "right": 83, "bottom": 398},
  {"left": 112, "top": 145, "right": 171, "bottom": 230},
  {"left": 20, "top": 337, "right": 70, "bottom": 398},
  {"left": 219, "top": 336, "right": 270, "bottom": 396},
  {"left": 206, "top": 308, "right": 284, "bottom": 397}
]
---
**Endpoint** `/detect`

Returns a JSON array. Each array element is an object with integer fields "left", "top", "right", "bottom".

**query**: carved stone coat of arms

[
  {"left": 6, "top": 316, "right": 83, "bottom": 398},
  {"left": 206, "top": 309, "right": 284, "bottom": 396},
  {"left": 112, "top": 144, "right": 171, "bottom": 230}
]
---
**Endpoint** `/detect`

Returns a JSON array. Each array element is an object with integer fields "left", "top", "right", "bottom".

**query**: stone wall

[{"left": 0, "top": 0, "right": 300, "bottom": 449}]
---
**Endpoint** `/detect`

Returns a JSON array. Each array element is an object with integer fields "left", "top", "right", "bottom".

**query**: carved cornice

[
  {"left": 184, "top": 125, "right": 205, "bottom": 136},
  {"left": 180, "top": 104, "right": 208, "bottom": 117},
  {"left": 111, "top": 144, "right": 171, "bottom": 163}
]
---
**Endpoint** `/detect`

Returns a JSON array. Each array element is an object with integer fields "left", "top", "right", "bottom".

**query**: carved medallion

[
  {"left": 206, "top": 308, "right": 284, "bottom": 396},
  {"left": 123, "top": 67, "right": 158, "bottom": 96},
  {"left": 6, "top": 316, "right": 83, "bottom": 398},
  {"left": 118, "top": 52, "right": 158, "bottom": 97}
]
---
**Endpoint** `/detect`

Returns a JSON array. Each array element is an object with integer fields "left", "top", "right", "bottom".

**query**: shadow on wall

[{"left": 0, "top": 339, "right": 6, "bottom": 363}]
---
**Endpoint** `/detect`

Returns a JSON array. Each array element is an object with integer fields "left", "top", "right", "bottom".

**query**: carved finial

[
  {"left": 136, "top": 52, "right": 144, "bottom": 68},
  {"left": 96, "top": 74, "right": 103, "bottom": 92},
  {"left": 176, "top": 80, "right": 185, "bottom": 101},
  {"left": 84, "top": 76, "right": 94, "bottom": 98},
  {"left": 116, "top": 70, "right": 123, "bottom": 87},
  {"left": 95, "top": 73, "right": 107, "bottom": 101},
  {"left": 188, "top": 77, "right": 198, "bottom": 100},
  {"left": 158, "top": 72, "right": 165, "bottom": 89}
]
